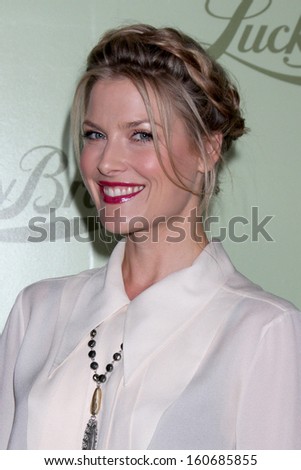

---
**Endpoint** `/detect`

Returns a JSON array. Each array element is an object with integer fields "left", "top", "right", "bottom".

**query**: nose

[{"left": 97, "top": 138, "right": 127, "bottom": 176}]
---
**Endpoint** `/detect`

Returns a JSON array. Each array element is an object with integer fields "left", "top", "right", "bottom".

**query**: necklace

[{"left": 82, "top": 328, "right": 123, "bottom": 450}]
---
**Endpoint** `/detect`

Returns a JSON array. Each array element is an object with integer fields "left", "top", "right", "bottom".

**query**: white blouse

[{"left": 1, "top": 240, "right": 301, "bottom": 450}]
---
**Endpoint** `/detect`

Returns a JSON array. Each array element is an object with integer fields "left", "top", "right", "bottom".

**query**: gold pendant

[{"left": 90, "top": 387, "right": 102, "bottom": 415}]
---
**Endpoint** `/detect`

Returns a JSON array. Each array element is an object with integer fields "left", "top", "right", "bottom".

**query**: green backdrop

[{"left": 0, "top": 0, "right": 300, "bottom": 331}]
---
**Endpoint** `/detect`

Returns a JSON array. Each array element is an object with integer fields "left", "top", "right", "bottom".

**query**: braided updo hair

[{"left": 71, "top": 24, "right": 246, "bottom": 213}]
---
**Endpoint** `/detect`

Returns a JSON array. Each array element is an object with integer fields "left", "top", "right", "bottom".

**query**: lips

[{"left": 98, "top": 181, "right": 145, "bottom": 204}]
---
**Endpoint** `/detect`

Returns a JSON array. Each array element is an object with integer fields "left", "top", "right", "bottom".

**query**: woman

[{"left": 1, "top": 24, "right": 301, "bottom": 450}]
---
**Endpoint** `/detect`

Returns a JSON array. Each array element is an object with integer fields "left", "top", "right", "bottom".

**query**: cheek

[
  {"left": 79, "top": 150, "right": 94, "bottom": 180},
  {"left": 79, "top": 156, "right": 100, "bottom": 205},
  {"left": 142, "top": 158, "right": 161, "bottom": 174},
  {"left": 173, "top": 148, "right": 201, "bottom": 183},
  {"left": 78, "top": 155, "right": 98, "bottom": 202},
  {"left": 132, "top": 151, "right": 164, "bottom": 181}
]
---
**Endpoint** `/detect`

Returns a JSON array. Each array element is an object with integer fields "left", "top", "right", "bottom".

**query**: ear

[{"left": 197, "top": 133, "right": 222, "bottom": 173}]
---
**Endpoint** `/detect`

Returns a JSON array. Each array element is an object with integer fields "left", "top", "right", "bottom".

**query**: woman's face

[{"left": 80, "top": 77, "right": 203, "bottom": 236}]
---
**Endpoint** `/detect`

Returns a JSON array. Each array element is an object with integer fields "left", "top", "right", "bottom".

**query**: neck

[{"left": 121, "top": 215, "right": 208, "bottom": 300}]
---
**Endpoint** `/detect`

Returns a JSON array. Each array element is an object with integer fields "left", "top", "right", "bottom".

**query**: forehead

[
  {"left": 85, "top": 76, "right": 192, "bottom": 145},
  {"left": 86, "top": 78, "right": 153, "bottom": 119}
]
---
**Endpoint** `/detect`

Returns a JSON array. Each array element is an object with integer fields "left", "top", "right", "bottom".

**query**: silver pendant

[{"left": 82, "top": 416, "right": 98, "bottom": 450}]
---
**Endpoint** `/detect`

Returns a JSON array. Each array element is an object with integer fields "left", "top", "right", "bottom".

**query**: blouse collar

[
  {"left": 122, "top": 240, "right": 235, "bottom": 383},
  {"left": 50, "top": 240, "right": 236, "bottom": 377}
]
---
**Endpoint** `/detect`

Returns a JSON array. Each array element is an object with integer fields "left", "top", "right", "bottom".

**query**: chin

[
  {"left": 98, "top": 220, "right": 131, "bottom": 236},
  {"left": 100, "top": 220, "right": 152, "bottom": 244}
]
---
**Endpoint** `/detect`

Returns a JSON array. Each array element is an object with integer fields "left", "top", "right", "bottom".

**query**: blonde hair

[{"left": 71, "top": 24, "right": 246, "bottom": 214}]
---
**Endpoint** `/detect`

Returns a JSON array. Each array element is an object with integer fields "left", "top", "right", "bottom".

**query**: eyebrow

[
  {"left": 82, "top": 119, "right": 103, "bottom": 130},
  {"left": 82, "top": 119, "right": 162, "bottom": 130},
  {"left": 121, "top": 120, "right": 151, "bottom": 129}
]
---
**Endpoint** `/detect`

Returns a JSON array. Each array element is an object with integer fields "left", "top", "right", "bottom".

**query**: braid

[
  {"left": 72, "top": 23, "right": 247, "bottom": 214},
  {"left": 87, "top": 24, "right": 245, "bottom": 153}
]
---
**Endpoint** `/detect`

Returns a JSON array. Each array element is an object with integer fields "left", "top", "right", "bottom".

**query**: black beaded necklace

[{"left": 82, "top": 328, "right": 123, "bottom": 450}]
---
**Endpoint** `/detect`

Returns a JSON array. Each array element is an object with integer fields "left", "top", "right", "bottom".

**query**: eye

[
  {"left": 82, "top": 130, "right": 106, "bottom": 140},
  {"left": 132, "top": 130, "right": 153, "bottom": 143}
]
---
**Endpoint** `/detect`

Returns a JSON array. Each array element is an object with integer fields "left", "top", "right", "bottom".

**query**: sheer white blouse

[{"left": 1, "top": 240, "right": 301, "bottom": 449}]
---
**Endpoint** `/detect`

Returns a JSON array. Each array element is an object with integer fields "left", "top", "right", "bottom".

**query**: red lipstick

[{"left": 98, "top": 181, "right": 145, "bottom": 204}]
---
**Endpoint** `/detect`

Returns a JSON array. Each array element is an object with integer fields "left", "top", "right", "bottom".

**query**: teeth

[{"left": 103, "top": 185, "right": 144, "bottom": 197}]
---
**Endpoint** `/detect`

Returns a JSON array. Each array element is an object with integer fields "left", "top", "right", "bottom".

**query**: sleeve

[
  {"left": 236, "top": 310, "right": 301, "bottom": 449},
  {"left": 0, "top": 290, "right": 28, "bottom": 449}
]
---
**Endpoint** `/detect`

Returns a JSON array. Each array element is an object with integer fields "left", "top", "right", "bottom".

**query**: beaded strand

[
  {"left": 88, "top": 329, "right": 123, "bottom": 385},
  {"left": 82, "top": 328, "right": 123, "bottom": 450}
]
